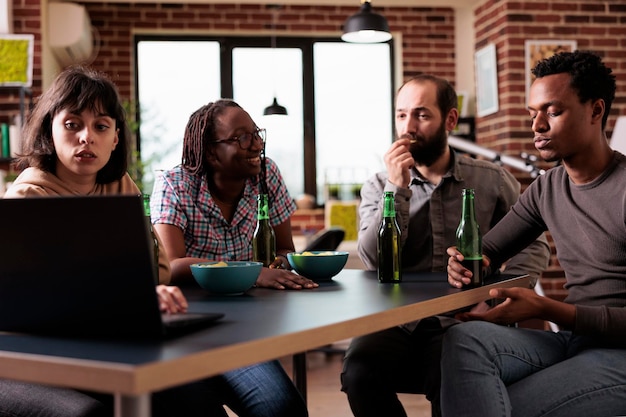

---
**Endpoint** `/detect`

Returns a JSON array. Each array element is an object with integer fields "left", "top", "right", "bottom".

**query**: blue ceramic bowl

[
  {"left": 287, "top": 251, "right": 349, "bottom": 281},
  {"left": 190, "top": 261, "right": 262, "bottom": 294}
]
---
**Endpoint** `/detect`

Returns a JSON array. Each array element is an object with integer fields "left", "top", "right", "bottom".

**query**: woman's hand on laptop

[{"left": 156, "top": 285, "right": 189, "bottom": 314}]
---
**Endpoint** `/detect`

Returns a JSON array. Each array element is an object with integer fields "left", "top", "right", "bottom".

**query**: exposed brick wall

[
  {"left": 291, "top": 208, "right": 325, "bottom": 236},
  {"left": 1, "top": 2, "right": 456, "bottom": 122},
  {"left": 83, "top": 2, "right": 456, "bottom": 99},
  {"left": 473, "top": 0, "right": 626, "bottom": 158}
]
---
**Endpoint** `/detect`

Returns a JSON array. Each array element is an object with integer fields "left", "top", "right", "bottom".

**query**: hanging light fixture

[
  {"left": 264, "top": 97, "right": 288, "bottom": 116},
  {"left": 263, "top": 4, "right": 288, "bottom": 116},
  {"left": 341, "top": 0, "right": 392, "bottom": 44}
]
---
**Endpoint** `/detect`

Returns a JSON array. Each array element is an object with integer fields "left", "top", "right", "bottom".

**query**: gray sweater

[{"left": 484, "top": 151, "right": 626, "bottom": 345}]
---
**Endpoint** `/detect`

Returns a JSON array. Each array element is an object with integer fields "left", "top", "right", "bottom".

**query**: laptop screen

[{"left": 0, "top": 195, "right": 167, "bottom": 338}]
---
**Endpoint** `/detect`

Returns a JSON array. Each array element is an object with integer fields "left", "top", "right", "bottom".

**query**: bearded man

[{"left": 340, "top": 74, "right": 551, "bottom": 417}]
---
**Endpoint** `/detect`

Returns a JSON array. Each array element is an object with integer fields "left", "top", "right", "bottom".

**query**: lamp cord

[{"left": 270, "top": 6, "right": 279, "bottom": 98}]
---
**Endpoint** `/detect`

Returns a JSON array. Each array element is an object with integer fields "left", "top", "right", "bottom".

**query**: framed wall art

[
  {"left": 525, "top": 40, "right": 577, "bottom": 102},
  {"left": 0, "top": 34, "right": 34, "bottom": 87},
  {"left": 474, "top": 43, "right": 499, "bottom": 117}
]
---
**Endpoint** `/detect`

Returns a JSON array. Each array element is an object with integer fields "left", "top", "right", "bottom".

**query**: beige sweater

[{"left": 4, "top": 167, "right": 171, "bottom": 284}]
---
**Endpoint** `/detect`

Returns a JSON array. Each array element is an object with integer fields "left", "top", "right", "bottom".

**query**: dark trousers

[{"left": 341, "top": 317, "right": 448, "bottom": 417}]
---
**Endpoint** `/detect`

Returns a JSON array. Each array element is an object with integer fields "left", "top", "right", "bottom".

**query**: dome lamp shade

[
  {"left": 341, "top": 0, "right": 392, "bottom": 44},
  {"left": 263, "top": 97, "right": 288, "bottom": 116}
]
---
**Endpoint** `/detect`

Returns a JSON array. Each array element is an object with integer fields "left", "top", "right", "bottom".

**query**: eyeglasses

[{"left": 214, "top": 128, "right": 266, "bottom": 150}]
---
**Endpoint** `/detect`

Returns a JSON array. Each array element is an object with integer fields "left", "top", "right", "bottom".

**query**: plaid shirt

[{"left": 151, "top": 157, "right": 295, "bottom": 261}]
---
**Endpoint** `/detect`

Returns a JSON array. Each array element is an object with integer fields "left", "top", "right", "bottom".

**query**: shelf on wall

[
  {"left": 453, "top": 117, "right": 475, "bottom": 142},
  {"left": 0, "top": 86, "right": 32, "bottom": 126}
]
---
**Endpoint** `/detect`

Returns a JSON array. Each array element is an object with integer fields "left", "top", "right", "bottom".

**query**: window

[
  {"left": 136, "top": 40, "right": 220, "bottom": 192},
  {"left": 313, "top": 42, "right": 392, "bottom": 201},
  {"left": 136, "top": 36, "right": 394, "bottom": 202},
  {"left": 232, "top": 47, "right": 304, "bottom": 198}
]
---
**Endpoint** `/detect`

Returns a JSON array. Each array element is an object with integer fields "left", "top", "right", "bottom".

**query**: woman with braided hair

[
  {"left": 151, "top": 99, "right": 318, "bottom": 290},
  {"left": 147, "top": 99, "right": 313, "bottom": 416}
]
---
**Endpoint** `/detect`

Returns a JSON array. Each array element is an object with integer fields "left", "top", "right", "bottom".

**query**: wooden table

[{"left": 0, "top": 270, "right": 529, "bottom": 417}]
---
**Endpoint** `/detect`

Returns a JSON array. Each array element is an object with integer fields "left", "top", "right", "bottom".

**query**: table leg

[
  {"left": 292, "top": 352, "right": 308, "bottom": 404},
  {"left": 114, "top": 393, "right": 151, "bottom": 417}
]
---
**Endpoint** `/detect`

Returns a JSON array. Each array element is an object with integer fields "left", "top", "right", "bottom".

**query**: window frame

[{"left": 133, "top": 34, "right": 395, "bottom": 199}]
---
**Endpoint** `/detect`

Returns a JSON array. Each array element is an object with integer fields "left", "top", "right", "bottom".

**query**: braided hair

[{"left": 181, "top": 99, "right": 269, "bottom": 197}]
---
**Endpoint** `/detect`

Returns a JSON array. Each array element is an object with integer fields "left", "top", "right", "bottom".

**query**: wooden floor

[{"left": 226, "top": 340, "right": 432, "bottom": 417}]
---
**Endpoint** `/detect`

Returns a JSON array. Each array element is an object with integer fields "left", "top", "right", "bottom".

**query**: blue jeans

[
  {"left": 0, "top": 360, "right": 307, "bottom": 417},
  {"left": 154, "top": 360, "right": 307, "bottom": 417},
  {"left": 440, "top": 322, "right": 626, "bottom": 417}
]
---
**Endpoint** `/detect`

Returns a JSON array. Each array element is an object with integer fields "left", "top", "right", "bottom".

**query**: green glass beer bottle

[
  {"left": 252, "top": 193, "right": 276, "bottom": 267},
  {"left": 377, "top": 191, "right": 402, "bottom": 283},
  {"left": 455, "top": 188, "right": 483, "bottom": 287},
  {"left": 142, "top": 194, "right": 160, "bottom": 283},
  {"left": 1, "top": 123, "right": 10, "bottom": 158}
]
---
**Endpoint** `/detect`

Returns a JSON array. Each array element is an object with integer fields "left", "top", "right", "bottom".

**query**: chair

[{"left": 303, "top": 227, "right": 346, "bottom": 252}]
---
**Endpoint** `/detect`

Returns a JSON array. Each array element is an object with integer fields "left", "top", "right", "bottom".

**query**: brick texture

[{"left": 291, "top": 208, "right": 325, "bottom": 235}]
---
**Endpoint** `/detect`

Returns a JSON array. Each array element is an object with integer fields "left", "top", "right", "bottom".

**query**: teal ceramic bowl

[
  {"left": 287, "top": 251, "right": 349, "bottom": 281},
  {"left": 190, "top": 261, "right": 262, "bottom": 294}
]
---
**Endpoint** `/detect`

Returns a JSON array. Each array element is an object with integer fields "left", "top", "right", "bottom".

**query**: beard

[{"left": 403, "top": 121, "right": 448, "bottom": 167}]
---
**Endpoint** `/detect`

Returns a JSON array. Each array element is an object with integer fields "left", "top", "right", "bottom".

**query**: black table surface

[{"left": 0, "top": 269, "right": 528, "bottom": 395}]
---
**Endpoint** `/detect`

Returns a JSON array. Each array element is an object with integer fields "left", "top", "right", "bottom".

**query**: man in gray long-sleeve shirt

[
  {"left": 340, "top": 74, "right": 551, "bottom": 417},
  {"left": 444, "top": 51, "right": 626, "bottom": 416}
]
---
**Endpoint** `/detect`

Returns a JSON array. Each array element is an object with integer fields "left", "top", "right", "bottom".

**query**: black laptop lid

[{"left": 0, "top": 195, "right": 168, "bottom": 338}]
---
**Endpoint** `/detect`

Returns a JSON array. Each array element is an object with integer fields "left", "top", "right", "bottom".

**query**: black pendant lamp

[
  {"left": 264, "top": 97, "right": 288, "bottom": 116},
  {"left": 341, "top": 0, "right": 391, "bottom": 44},
  {"left": 264, "top": 4, "right": 288, "bottom": 116}
]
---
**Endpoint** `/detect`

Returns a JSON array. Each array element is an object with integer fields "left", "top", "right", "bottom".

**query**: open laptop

[{"left": 0, "top": 195, "right": 223, "bottom": 339}]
